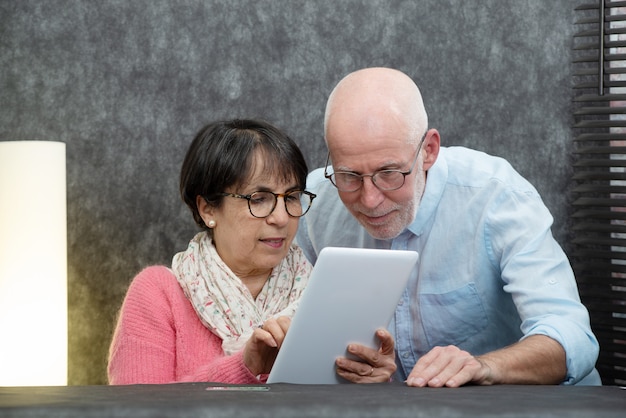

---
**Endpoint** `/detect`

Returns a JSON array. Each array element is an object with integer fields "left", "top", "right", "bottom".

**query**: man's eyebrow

[{"left": 335, "top": 160, "right": 404, "bottom": 173}]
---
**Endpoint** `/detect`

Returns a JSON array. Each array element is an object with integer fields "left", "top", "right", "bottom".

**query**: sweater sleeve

[{"left": 107, "top": 266, "right": 259, "bottom": 385}]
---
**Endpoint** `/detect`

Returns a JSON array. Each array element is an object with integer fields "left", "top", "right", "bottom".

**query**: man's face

[{"left": 327, "top": 131, "right": 427, "bottom": 240}]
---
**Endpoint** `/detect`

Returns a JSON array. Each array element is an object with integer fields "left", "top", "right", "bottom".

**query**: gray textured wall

[{"left": 0, "top": 0, "right": 581, "bottom": 385}]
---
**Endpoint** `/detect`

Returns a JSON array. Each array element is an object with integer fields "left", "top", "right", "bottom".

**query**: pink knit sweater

[{"left": 107, "top": 266, "right": 260, "bottom": 385}]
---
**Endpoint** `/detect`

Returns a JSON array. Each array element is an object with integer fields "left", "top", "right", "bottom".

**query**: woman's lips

[{"left": 261, "top": 238, "right": 285, "bottom": 249}]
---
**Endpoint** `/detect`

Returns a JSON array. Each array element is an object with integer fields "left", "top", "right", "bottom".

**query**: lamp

[{"left": 0, "top": 141, "right": 67, "bottom": 386}]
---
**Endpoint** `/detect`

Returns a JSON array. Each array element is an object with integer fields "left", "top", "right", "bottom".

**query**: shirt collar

[{"left": 407, "top": 147, "right": 448, "bottom": 237}]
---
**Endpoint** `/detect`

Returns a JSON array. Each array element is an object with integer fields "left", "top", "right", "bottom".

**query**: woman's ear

[
  {"left": 422, "top": 129, "right": 441, "bottom": 171},
  {"left": 196, "top": 195, "right": 215, "bottom": 227}
]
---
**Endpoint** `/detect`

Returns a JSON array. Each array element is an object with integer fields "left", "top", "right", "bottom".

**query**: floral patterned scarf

[{"left": 172, "top": 232, "right": 311, "bottom": 355}]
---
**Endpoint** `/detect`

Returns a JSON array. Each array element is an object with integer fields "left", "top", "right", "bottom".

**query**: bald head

[{"left": 324, "top": 68, "right": 428, "bottom": 148}]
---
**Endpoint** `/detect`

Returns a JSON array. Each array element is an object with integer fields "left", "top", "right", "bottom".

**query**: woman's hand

[
  {"left": 243, "top": 316, "right": 291, "bottom": 376},
  {"left": 335, "top": 328, "right": 397, "bottom": 383}
]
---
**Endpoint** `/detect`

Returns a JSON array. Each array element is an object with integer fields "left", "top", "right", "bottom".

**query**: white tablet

[{"left": 266, "top": 246, "right": 419, "bottom": 384}]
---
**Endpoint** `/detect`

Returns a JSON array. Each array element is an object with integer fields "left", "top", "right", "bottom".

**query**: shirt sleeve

[
  {"left": 485, "top": 184, "right": 599, "bottom": 384},
  {"left": 107, "top": 266, "right": 259, "bottom": 385},
  {"left": 295, "top": 168, "right": 329, "bottom": 265},
  {"left": 296, "top": 214, "right": 318, "bottom": 265}
]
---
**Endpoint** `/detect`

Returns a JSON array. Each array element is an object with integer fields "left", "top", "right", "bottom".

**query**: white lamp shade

[{"left": 0, "top": 141, "right": 67, "bottom": 386}]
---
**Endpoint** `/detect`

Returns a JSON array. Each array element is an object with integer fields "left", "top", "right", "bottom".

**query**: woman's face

[{"left": 199, "top": 152, "right": 301, "bottom": 279}]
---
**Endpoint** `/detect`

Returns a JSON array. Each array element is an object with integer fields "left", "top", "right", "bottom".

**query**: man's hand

[
  {"left": 335, "top": 328, "right": 397, "bottom": 383},
  {"left": 406, "top": 335, "right": 566, "bottom": 387},
  {"left": 406, "top": 345, "right": 492, "bottom": 388}
]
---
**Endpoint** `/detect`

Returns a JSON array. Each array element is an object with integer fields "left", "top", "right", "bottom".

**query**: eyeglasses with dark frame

[
  {"left": 217, "top": 190, "right": 317, "bottom": 218},
  {"left": 324, "top": 132, "right": 427, "bottom": 193}
]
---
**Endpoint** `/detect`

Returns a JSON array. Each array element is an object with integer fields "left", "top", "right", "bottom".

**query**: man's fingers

[
  {"left": 376, "top": 328, "right": 395, "bottom": 355},
  {"left": 335, "top": 358, "right": 378, "bottom": 383},
  {"left": 406, "top": 345, "right": 481, "bottom": 388}
]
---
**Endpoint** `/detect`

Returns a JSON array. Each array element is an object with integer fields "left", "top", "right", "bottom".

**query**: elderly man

[{"left": 296, "top": 67, "right": 600, "bottom": 387}]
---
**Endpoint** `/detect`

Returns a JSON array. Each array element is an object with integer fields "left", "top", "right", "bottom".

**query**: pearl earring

[{"left": 208, "top": 220, "right": 216, "bottom": 228}]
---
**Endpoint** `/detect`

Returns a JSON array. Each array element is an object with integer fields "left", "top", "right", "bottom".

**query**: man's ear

[{"left": 422, "top": 129, "right": 441, "bottom": 171}]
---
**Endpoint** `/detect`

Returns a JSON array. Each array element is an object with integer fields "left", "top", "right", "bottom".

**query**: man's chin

[
  {"left": 349, "top": 208, "right": 407, "bottom": 240},
  {"left": 360, "top": 221, "right": 403, "bottom": 240}
]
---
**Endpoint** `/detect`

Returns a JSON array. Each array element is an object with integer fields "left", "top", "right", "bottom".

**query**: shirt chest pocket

[{"left": 419, "top": 283, "right": 488, "bottom": 348}]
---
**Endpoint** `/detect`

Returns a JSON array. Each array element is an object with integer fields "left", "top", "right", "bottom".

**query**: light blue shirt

[{"left": 296, "top": 146, "right": 600, "bottom": 385}]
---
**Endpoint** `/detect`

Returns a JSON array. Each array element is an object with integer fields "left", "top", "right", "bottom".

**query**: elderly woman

[{"left": 108, "top": 119, "right": 316, "bottom": 384}]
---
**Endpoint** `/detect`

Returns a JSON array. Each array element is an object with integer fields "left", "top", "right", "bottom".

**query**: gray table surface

[{"left": 0, "top": 382, "right": 625, "bottom": 418}]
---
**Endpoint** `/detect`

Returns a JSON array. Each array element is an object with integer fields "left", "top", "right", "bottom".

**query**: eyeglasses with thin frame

[
  {"left": 324, "top": 132, "right": 428, "bottom": 193},
  {"left": 217, "top": 190, "right": 317, "bottom": 218}
]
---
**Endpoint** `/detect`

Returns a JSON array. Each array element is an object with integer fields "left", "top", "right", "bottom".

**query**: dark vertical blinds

[{"left": 573, "top": 0, "right": 626, "bottom": 386}]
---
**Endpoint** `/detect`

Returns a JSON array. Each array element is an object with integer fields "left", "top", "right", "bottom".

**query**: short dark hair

[{"left": 180, "top": 119, "right": 309, "bottom": 232}]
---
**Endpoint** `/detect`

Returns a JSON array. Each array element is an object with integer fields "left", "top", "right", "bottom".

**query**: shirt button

[
  {"left": 398, "top": 299, "right": 404, "bottom": 306},
  {"left": 402, "top": 352, "right": 410, "bottom": 359}
]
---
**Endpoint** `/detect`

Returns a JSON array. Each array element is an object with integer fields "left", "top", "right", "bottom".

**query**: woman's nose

[{"left": 266, "top": 197, "right": 291, "bottom": 225}]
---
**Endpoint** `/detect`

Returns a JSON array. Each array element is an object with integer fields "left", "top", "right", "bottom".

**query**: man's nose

[{"left": 359, "top": 176, "right": 385, "bottom": 208}]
